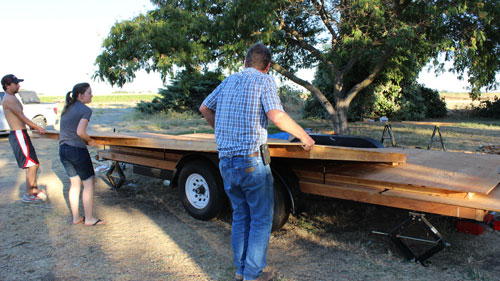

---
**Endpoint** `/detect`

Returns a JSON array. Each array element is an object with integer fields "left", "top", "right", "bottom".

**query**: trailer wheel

[
  {"left": 272, "top": 179, "right": 290, "bottom": 232},
  {"left": 178, "top": 160, "right": 226, "bottom": 220}
]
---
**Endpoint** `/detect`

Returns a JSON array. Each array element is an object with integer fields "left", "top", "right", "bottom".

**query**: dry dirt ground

[{"left": 1, "top": 104, "right": 500, "bottom": 281}]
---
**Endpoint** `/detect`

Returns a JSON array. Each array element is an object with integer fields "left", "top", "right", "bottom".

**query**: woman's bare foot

[
  {"left": 71, "top": 216, "right": 85, "bottom": 225},
  {"left": 84, "top": 218, "right": 106, "bottom": 226}
]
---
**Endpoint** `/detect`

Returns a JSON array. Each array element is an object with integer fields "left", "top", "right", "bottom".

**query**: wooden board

[
  {"left": 299, "top": 179, "right": 491, "bottom": 221},
  {"left": 321, "top": 148, "right": 500, "bottom": 195},
  {"left": 294, "top": 170, "right": 469, "bottom": 198},
  {"left": 98, "top": 150, "right": 177, "bottom": 171},
  {"left": 35, "top": 131, "right": 406, "bottom": 164}
]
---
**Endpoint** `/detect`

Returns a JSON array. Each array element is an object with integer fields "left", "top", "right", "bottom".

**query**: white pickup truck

[{"left": 0, "top": 91, "right": 58, "bottom": 135}]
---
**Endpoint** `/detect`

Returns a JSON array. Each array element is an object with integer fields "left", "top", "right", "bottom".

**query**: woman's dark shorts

[{"left": 59, "top": 144, "right": 95, "bottom": 181}]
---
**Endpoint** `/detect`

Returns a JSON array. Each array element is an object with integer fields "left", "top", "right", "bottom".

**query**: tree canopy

[{"left": 95, "top": 0, "right": 500, "bottom": 134}]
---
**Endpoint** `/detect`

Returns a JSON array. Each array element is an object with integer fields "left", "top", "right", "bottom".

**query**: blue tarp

[{"left": 268, "top": 132, "right": 291, "bottom": 140}]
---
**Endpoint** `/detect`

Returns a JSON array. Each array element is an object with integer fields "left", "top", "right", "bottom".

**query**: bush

[
  {"left": 421, "top": 86, "right": 448, "bottom": 118},
  {"left": 390, "top": 83, "right": 447, "bottom": 120},
  {"left": 303, "top": 82, "right": 447, "bottom": 121},
  {"left": 473, "top": 96, "right": 500, "bottom": 118},
  {"left": 278, "top": 85, "right": 305, "bottom": 116},
  {"left": 136, "top": 70, "right": 224, "bottom": 114}
]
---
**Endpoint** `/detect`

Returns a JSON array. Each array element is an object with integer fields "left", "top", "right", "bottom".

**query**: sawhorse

[
  {"left": 427, "top": 125, "right": 446, "bottom": 151},
  {"left": 380, "top": 123, "right": 396, "bottom": 147}
]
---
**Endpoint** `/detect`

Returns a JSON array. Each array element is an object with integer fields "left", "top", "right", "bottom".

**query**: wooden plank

[
  {"left": 268, "top": 145, "right": 405, "bottom": 164},
  {"left": 325, "top": 176, "right": 468, "bottom": 198},
  {"left": 323, "top": 148, "right": 500, "bottom": 195},
  {"left": 98, "top": 150, "right": 176, "bottom": 171},
  {"left": 382, "top": 184, "right": 500, "bottom": 214},
  {"left": 37, "top": 131, "right": 219, "bottom": 151},
  {"left": 299, "top": 180, "right": 487, "bottom": 221},
  {"left": 293, "top": 169, "right": 469, "bottom": 198},
  {"left": 108, "top": 146, "right": 166, "bottom": 159},
  {"left": 36, "top": 131, "right": 406, "bottom": 164},
  {"left": 107, "top": 146, "right": 183, "bottom": 162}
]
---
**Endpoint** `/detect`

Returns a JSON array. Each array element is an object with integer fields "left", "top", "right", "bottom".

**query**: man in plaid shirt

[{"left": 200, "top": 43, "right": 314, "bottom": 281}]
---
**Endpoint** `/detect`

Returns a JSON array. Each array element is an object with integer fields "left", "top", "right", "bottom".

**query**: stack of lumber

[
  {"left": 37, "top": 131, "right": 406, "bottom": 164},
  {"left": 297, "top": 148, "right": 500, "bottom": 196},
  {"left": 295, "top": 147, "right": 500, "bottom": 219}
]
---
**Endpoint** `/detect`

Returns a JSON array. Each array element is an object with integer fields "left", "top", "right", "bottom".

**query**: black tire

[
  {"left": 178, "top": 160, "right": 226, "bottom": 220},
  {"left": 272, "top": 179, "right": 291, "bottom": 232},
  {"left": 32, "top": 116, "right": 47, "bottom": 129}
]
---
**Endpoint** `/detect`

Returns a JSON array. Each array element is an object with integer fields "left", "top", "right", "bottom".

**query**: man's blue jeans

[{"left": 219, "top": 155, "right": 274, "bottom": 280}]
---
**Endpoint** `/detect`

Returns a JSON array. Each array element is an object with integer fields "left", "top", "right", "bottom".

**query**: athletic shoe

[
  {"left": 21, "top": 193, "right": 42, "bottom": 203},
  {"left": 35, "top": 190, "right": 48, "bottom": 201}
]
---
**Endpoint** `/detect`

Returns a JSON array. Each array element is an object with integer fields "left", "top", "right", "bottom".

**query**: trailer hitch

[{"left": 372, "top": 212, "right": 450, "bottom": 266}]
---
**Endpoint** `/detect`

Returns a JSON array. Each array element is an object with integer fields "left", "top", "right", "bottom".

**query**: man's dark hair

[{"left": 245, "top": 43, "right": 271, "bottom": 71}]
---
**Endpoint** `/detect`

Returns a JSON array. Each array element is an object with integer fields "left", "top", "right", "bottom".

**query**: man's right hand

[{"left": 300, "top": 135, "right": 315, "bottom": 151}]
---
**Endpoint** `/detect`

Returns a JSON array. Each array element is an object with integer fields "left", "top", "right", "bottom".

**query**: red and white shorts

[{"left": 8, "top": 129, "right": 39, "bottom": 169}]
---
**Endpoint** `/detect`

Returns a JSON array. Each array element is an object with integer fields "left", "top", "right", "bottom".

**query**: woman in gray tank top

[{"left": 59, "top": 82, "right": 105, "bottom": 226}]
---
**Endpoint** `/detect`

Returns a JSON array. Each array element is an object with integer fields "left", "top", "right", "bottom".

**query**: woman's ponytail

[{"left": 61, "top": 83, "right": 90, "bottom": 115}]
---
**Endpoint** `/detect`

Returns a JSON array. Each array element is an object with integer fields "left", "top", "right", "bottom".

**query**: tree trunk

[{"left": 330, "top": 103, "right": 349, "bottom": 135}]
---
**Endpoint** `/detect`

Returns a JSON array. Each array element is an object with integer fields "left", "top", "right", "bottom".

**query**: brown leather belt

[{"left": 235, "top": 151, "right": 259, "bottom": 157}]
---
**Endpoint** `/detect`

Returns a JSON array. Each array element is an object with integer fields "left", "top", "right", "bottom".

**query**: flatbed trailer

[{"left": 38, "top": 131, "right": 500, "bottom": 264}]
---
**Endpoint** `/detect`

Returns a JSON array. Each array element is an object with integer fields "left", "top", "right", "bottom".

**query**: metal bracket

[
  {"left": 380, "top": 123, "right": 396, "bottom": 147},
  {"left": 373, "top": 212, "right": 450, "bottom": 266},
  {"left": 106, "top": 161, "right": 125, "bottom": 190}
]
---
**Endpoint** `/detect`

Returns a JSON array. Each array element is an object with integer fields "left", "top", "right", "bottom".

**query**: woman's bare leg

[
  {"left": 82, "top": 177, "right": 105, "bottom": 225},
  {"left": 68, "top": 176, "right": 83, "bottom": 223}
]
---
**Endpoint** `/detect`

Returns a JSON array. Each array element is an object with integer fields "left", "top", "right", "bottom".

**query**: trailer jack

[{"left": 372, "top": 212, "right": 450, "bottom": 266}]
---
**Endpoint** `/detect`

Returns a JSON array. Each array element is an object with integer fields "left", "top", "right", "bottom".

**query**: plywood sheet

[{"left": 315, "top": 148, "right": 500, "bottom": 195}]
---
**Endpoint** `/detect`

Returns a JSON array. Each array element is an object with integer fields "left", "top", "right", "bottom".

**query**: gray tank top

[{"left": 59, "top": 101, "right": 92, "bottom": 148}]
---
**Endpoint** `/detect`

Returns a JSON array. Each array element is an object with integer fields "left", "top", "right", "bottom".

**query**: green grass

[
  {"left": 348, "top": 121, "right": 500, "bottom": 151},
  {"left": 123, "top": 110, "right": 211, "bottom": 135},
  {"left": 39, "top": 94, "right": 159, "bottom": 103},
  {"left": 126, "top": 108, "right": 499, "bottom": 152},
  {"left": 268, "top": 117, "right": 500, "bottom": 152},
  {"left": 440, "top": 91, "right": 499, "bottom": 99}
]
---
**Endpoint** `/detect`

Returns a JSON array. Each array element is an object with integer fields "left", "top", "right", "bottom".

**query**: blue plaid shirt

[{"left": 202, "top": 67, "right": 283, "bottom": 158}]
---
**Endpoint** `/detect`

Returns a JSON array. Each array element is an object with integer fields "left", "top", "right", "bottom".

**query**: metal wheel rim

[{"left": 185, "top": 173, "right": 210, "bottom": 209}]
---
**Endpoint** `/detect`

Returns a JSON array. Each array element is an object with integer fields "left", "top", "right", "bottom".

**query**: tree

[
  {"left": 94, "top": 0, "right": 500, "bottom": 134},
  {"left": 136, "top": 69, "right": 224, "bottom": 114}
]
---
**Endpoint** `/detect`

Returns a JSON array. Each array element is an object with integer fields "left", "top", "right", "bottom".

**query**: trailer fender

[
  {"left": 271, "top": 161, "right": 301, "bottom": 216},
  {"left": 171, "top": 153, "right": 219, "bottom": 188}
]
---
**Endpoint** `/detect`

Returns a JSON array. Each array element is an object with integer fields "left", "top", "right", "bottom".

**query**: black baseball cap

[{"left": 1, "top": 74, "right": 24, "bottom": 87}]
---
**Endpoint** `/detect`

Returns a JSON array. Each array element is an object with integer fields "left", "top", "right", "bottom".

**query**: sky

[
  {"left": 0, "top": 0, "right": 487, "bottom": 96},
  {"left": 0, "top": 0, "right": 164, "bottom": 95}
]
